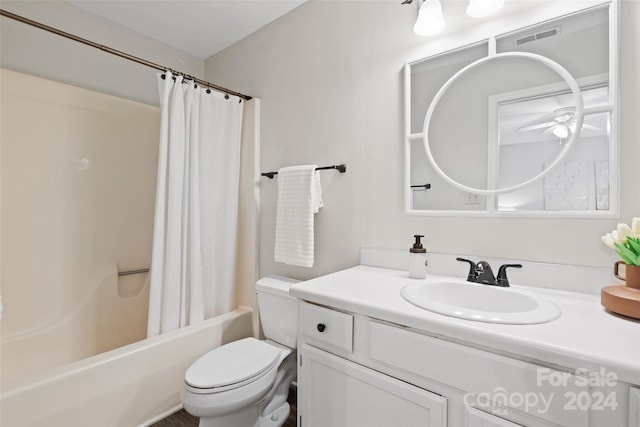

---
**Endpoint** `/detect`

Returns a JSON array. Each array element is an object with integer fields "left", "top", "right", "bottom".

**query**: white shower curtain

[{"left": 147, "top": 72, "right": 244, "bottom": 337}]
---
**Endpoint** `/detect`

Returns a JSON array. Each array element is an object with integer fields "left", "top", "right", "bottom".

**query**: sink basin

[{"left": 401, "top": 280, "right": 560, "bottom": 324}]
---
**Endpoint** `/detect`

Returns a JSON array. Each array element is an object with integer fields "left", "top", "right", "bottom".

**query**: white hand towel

[{"left": 274, "top": 165, "right": 323, "bottom": 267}]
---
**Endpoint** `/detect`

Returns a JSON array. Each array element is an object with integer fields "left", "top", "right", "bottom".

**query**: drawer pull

[{"left": 317, "top": 323, "right": 326, "bottom": 333}]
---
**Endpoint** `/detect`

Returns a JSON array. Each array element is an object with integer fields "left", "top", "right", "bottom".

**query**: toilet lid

[{"left": 185, "top": 338, "right": 281, "bottom": 389}]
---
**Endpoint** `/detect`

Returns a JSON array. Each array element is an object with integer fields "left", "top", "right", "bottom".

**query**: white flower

[
  {"left": 602, "top": 218, "right": 640, "bottom": 267},
  {"left": 611, "top": 230, "right": 623, "bottom": 244},
  {"left": 617, "top": 223, "right": 634, "bottom": 242},
  {"left": 602, "top": 233, "right": 616, "bottom": 249}
]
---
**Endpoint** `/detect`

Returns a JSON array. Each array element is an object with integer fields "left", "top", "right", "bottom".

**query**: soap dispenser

[{"left": 409, "top": 235, "right": 428, "bottom": 279}]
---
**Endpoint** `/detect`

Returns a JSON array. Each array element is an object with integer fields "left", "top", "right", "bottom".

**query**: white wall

[
  {"left": 498, "top": 136, "right": 610, "bottom": 211},
  {"left": 206, "top": 0, "right": 640, "bottom": 279},
  {"left": 0, "top": 0, "right": 204, "bottom": 106}
]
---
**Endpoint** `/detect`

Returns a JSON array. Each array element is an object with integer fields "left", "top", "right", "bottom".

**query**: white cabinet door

[
  {"left": 465, "top": 406, "right": 522, "bottom": 427},
  {"left": 299, "top": 344, "right": 447, "bottom": 427}
]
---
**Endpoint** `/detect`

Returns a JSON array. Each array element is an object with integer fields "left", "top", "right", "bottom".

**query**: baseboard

[{"left": 138, "top": 403, "right": 183, "bottom": 427}]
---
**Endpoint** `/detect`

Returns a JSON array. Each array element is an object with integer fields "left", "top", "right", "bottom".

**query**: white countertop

[{"left": 289, "top": 265, "right": 640, "bottom": 385}]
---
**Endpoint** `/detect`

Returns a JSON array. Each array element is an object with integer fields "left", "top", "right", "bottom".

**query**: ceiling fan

[{"left": 518, "top": 106, "right": 599, "bottom": 138}]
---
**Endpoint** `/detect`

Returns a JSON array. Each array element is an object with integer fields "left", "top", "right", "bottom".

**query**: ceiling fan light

[
  {"left": 466, "top": 0, "right": 504, "bottom": 18},
  {"left": 553, "top": 125, "right": 569, "bottom": 138},
  {"left": 414, "top": 0, "right": 446, "bottom": 36}
]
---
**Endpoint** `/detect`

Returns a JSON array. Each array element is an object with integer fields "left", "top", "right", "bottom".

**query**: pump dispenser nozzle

[{"left": 410, "top": 234, "right": 426, "bottom": 253}]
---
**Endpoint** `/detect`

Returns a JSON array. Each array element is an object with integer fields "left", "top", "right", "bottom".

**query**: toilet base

[
  {"left": 259, "top": 401, "right": 291, "bottom": 427},
  {"left": 196, "top": 402, "right": 290, "bottom": 427},
  {"left": 197, "top": 405, "right": 258, "bottom": 427}
]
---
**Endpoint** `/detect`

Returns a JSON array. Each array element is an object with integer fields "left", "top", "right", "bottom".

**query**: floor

[
  {"left": 151, "top": 409, "right": 198, "bottom": 427},
  {"left": 152, "top": 385, "right": 297, "bottom": 427}
]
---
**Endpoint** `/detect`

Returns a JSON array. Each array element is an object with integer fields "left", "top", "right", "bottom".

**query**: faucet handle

[
  {"left": 496, "top": 264, "right": 522, "bottom": 287},
  {"left": 456, "top": 257, "right": 477, "bottom": 282}
]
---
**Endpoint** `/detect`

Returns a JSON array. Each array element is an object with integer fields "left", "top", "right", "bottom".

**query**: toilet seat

[{"left": 185, "top": 338, "right": 282, "bottom": 394}]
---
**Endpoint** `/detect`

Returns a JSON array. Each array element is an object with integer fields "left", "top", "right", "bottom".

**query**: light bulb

[
  {"left": 413, "top": 0, "right": 445, "bottom": 36},
  {"left": 466, "top": 0, "right": 504, "bottom": 18},
  {"left": 553, "top": 125, "right": 569, "bottom": 138}
]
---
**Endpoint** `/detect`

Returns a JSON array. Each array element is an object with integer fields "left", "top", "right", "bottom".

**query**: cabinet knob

[{"left": 316, "top": 323, "right": 326, "bottom": 333}]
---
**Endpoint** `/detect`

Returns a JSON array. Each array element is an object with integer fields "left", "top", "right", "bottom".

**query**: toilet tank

[{"left": 256, "top": 276, "right": 300, "bottom": 348}]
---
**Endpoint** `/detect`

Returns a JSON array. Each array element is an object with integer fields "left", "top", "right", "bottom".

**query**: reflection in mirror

[
  {"left": 406, "top": 3, "right": 616, "bottom": 216},
  {"left": 427, "top": 55, "right": 576, "bottom": 192},
  {"left": 410, "top": 43, "right": 488, "bottom": 135},
  {"left": 409, "top": 42, "right": 489, "bottom": 211},
  {"left": 496, "top": 83, "right": 610, "bottom": 211}
]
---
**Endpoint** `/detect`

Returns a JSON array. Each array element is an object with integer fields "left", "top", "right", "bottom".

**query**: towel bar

[{"left": 261, "top": 164, "right": 347, "bottom": 179}]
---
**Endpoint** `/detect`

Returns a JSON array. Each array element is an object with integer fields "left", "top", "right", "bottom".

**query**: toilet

[{"left": 183, "top": 276, "right": 300, "bottom": 427}]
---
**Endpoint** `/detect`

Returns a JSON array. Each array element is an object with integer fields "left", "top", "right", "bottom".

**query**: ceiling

[{"left": 67, "top": 0, "right": 307, "bottom": 59}]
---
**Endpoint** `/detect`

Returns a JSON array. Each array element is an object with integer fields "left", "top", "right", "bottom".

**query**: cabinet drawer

[{"left": 300, "top": 302, "right": 353, "bottom": 353}]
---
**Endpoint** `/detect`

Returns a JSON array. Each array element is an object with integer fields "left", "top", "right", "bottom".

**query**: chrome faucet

[{"left": 456, "top": 258, "right": 522, "bottom": 287}]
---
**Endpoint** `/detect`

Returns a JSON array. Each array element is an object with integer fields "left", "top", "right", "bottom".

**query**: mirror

[
  {"left": 424, "top": 52, "right": 584, "bottom": 195},
  {"left": 405, "top": 3, "right": 617, "bottom": 216}
]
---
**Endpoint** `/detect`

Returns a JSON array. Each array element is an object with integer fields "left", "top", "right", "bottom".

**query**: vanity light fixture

[
  {"left": 403, "top": 0, "right": 504, "bottom": 36},
  {"left": 466, "top": 0, "right": 505, "bottom": 18},
  {"left": 413, "top": 0, "right": 446, "bottom": 36}
]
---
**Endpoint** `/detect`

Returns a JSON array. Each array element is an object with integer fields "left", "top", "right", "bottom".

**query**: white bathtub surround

[
  {"left": 361, "top": 247, "right": 616, "bottom": 295},
  {"left": 148, "top": 72, "right": 244, "bottom": 336},
  {"left": 0, "top": 69, "right": 158, "bottom": 390},
  {"left": 274, "top": 165, "right": 323, "bottom": 268}
]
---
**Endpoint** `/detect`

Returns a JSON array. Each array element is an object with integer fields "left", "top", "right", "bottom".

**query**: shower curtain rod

[{"left": 0, "top": 9, "right": 252, "bottom": 101}]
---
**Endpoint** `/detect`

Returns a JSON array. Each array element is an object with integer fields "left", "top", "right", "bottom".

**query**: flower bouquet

[
  {"left": 601, "top": 218, "right": 640, "bottom": 268},
  {"left": 601, "top": 217, "right": 640, "bottom": 319}
]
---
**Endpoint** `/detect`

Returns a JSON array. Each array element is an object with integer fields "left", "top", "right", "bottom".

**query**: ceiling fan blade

[
  {"left": 541, "top": 125, "right": 562, "bottom": 137},
  {"left": 518, "top": 121, "right": 557, "bottom": 132},
  {"left": 553, "top": 106, "right": 576, "bottom": 114},
  {"left": 517, "top": 105, "right": 577, "bottom": 131}
]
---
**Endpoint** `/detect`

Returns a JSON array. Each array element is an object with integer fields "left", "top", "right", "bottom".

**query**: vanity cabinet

[
  {"left": 298, "top": 302, "right": 446, "bottom": 426},
  {"left": 299, "top": 344, "right": 447, "bottom": 427},
  {"left": 297, "top": 301, "right": 632, "bottom": 427}
]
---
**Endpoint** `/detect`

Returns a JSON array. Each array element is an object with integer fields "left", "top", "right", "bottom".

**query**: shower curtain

[{"left": 147, "top": 72, "right": 244, "bottom": 337}]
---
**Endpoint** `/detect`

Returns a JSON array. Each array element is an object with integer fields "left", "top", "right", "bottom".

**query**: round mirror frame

[{"left": 422, "top": 51, "right": 585, "bottom": 196}]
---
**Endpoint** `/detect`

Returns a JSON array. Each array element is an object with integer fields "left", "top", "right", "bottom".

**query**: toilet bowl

[{"left": 183, "top": 276, "right": 300, "bottom": 427}]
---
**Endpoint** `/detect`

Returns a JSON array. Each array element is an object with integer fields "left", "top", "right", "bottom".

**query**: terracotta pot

[{"left": 614, "top": 261, "right": 640, "bottom": 290}]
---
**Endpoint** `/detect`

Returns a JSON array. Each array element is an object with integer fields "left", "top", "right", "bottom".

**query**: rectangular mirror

[{"left": 405, "top": 2, "right": 618, "bottom": 217}]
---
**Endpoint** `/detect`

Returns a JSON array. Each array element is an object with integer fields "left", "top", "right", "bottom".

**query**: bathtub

[{"left": 0, "top": 307, "right": 254, "bottom": 427}]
